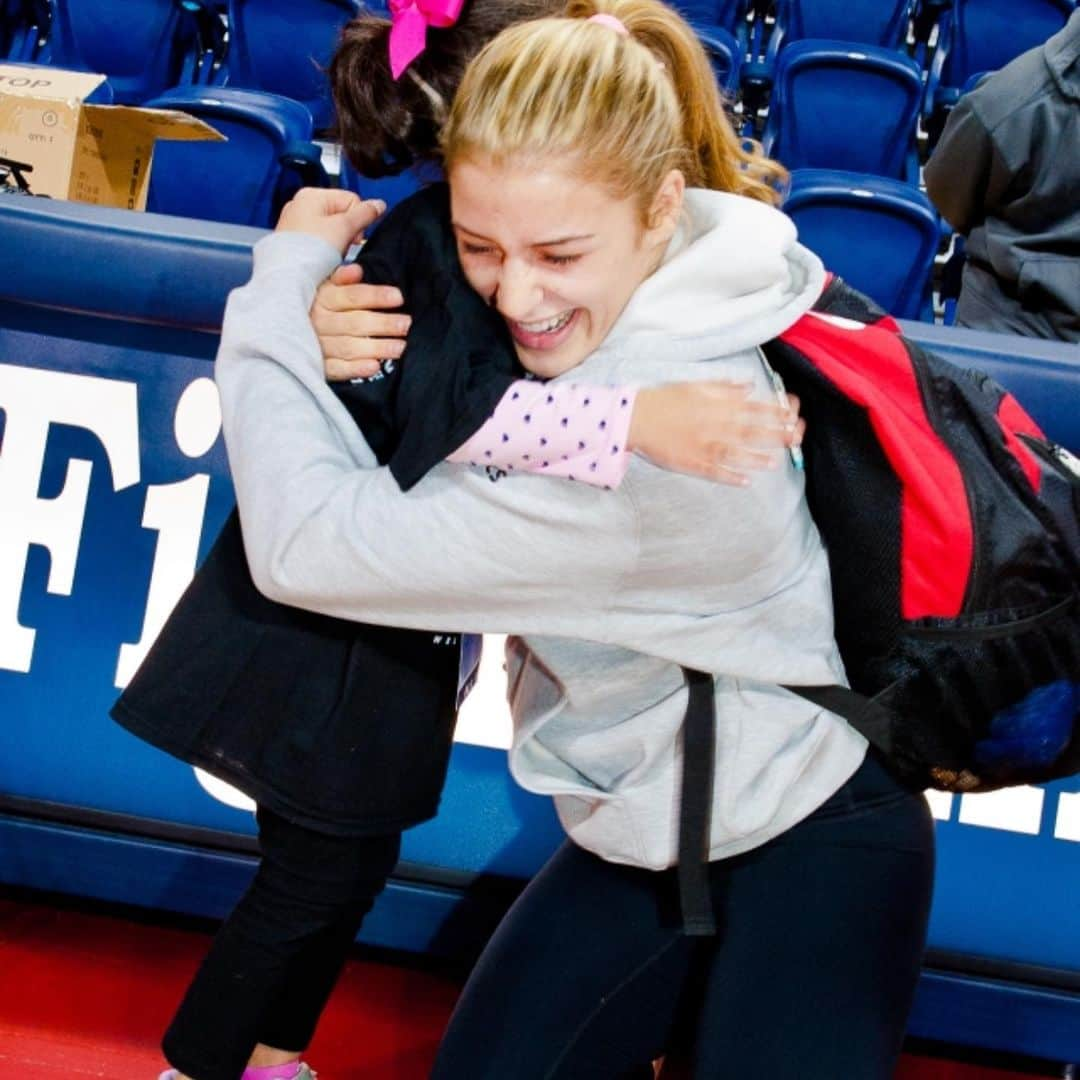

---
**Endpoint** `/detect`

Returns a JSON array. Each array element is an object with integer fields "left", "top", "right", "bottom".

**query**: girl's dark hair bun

[{"left": 330, "top": 0, "right": 557, "bottom": 178}]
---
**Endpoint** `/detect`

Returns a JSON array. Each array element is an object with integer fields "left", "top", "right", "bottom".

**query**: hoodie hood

[
  {"left": 1046, "top": 8, "right": 1080, "bottom": 102},
  {"left": 602, "top": 189, "right": 826, "bottom": 356}
]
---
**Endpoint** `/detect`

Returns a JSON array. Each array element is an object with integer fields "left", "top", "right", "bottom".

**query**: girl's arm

[
  {"left": 449, "top": 378, "right": 802, "bottom": 489},
  {"left": 447, "top": 379, "right": 637, "bottom": 488}
]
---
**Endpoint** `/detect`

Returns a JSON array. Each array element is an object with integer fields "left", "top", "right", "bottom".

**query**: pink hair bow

[{"left": 388, "top": 0, "right": 465, "bottom": 79}]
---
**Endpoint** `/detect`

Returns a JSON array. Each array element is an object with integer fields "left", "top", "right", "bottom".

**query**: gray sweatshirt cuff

[{"left": 251, "top": 231, "right": 344, "bottom": 285}]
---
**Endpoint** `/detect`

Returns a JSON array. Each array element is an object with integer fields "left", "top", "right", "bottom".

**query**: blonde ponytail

[
  {"left": 572, "top": 0, "right": 786, "bottom": 203},
  {"left": 442, "top": 0, "right": 786, "bottom": 214}
]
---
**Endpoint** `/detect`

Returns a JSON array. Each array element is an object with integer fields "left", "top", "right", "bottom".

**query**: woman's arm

[{"left": 924, "top": 97, "right": 1006, "bottom": 234}]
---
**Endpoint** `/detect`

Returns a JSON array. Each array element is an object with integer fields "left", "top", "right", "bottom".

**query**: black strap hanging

[{"left": 677, "top": 667, "right": 718, "bottom": 936}]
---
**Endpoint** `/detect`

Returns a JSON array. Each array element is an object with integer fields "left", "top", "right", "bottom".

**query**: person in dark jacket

[
  {"left": 114, "top": 3, "right": 805, "bottom": 1079},
  {"left": 925, "top": 9, "right": 1080, "bottom": 342}
]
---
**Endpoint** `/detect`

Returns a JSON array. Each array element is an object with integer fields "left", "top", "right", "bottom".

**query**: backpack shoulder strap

[
  {"left": 807, "top": 275, "right": 902, "bottom": 331},
  {"left": 783, "top": 684, "right": 900, "bottom": 764}
]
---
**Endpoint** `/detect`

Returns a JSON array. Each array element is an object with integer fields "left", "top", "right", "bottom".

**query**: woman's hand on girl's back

[
  {"left": 628, "top": 381, "right": 804, "bottom": 486},
  {"left": 311, "top": 263, "right": 411, "bottom": 381}
]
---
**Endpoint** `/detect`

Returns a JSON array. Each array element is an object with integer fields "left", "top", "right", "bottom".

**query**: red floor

[{"left": 0, "top": 893, "right": 1054, "bottom": 1079}]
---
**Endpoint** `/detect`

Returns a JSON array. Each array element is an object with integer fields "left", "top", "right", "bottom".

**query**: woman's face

[{"left": 449, "top": 155, "right": 682, "bottom": 379}]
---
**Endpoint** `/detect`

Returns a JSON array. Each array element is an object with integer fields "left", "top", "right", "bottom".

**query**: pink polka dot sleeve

[{"left": 447, "top": 380, "right": 638, "bottom": 489}]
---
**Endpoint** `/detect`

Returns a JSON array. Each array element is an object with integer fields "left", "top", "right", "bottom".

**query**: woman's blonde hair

[{"left": 440, "top": 0, "right": 786, "bottom": 220}]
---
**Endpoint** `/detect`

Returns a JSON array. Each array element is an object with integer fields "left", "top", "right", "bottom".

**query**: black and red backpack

[
  {"left": 680, "top": 278, "right": 1080, "bottom": 932},
  {"left": 767, "top": 278, "right": 1080, "bottom": 793}
]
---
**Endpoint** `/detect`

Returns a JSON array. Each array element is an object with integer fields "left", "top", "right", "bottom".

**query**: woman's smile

[{"left": 508, "top": 308, "right": 580, "bottom": 351}]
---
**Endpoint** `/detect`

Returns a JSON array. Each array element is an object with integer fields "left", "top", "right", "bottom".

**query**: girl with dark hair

[{"left": 119, "top": 3, "right": 804, "bottom": 1079}]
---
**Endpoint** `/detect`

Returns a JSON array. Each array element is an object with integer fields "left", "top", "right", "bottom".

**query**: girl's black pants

[{"left": 162, "top": 807, "right": 401, "bottom": 1080}]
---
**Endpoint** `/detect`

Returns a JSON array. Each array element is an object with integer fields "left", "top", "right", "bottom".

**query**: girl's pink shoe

[{"left": 157, "top": 1066, "right": 314, "bottom": 1080}]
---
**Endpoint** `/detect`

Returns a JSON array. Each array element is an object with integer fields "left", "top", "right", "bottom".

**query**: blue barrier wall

[{"left": 1, "top": 197, "right": 1078, "bottom": 1061}]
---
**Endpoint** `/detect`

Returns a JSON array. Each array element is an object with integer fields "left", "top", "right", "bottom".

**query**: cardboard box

[{"left": 0, "top": 65, "right": 224, "bottom": 209}]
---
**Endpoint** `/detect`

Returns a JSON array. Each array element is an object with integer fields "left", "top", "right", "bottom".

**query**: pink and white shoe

[{"left": 157, "top": 1065, "right": 316, "bottom": 1080}]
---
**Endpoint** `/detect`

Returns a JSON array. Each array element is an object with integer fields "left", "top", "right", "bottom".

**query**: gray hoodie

[{"left": 216, "top": 188, "right": 868, "bottom": 871}]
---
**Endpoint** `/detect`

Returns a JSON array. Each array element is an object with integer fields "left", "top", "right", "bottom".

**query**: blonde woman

[{"left": 217, "top": 1, "right": 935, "bottom": 1075}]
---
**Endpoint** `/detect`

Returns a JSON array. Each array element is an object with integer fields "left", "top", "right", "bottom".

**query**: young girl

[
  {"left": 115, "top": 3, "right": 802, "bottom": 1079},
  {"left": 215, "top": 1, "right": 936, "bottom": 1076}
]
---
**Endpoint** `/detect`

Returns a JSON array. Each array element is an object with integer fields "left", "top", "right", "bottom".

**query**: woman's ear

[{"left": 646, "top": 168, "right": 685, "bottom": 242}]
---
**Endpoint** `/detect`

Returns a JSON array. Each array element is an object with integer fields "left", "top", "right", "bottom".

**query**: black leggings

[
  {"left": 163, "top": 807, "right": 401, "bottom": 1080},
  {"left": 432, "top": 751, "right": 936, "bottom": 1080}
]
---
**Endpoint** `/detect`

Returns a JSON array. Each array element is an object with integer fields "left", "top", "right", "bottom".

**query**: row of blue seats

[
  {"left": 3, "top": 0, "right": 1075, "bottom": 136},
  {"left": 706, "top": 0, "right": 1075, "bottom": 142},
  {"left": 0, "top": 42, "right": 945, "bottom": 323},
  {"left": 676, "top": 0, "right": 941, "bottom": 46},
  {"left": 2, "top": 0, "right": 1068, "bottom": 324},
  {"left": 677, "top": 0, "right": 1075, "bottom": 84},
  {"left": 0, "top": 0, "right": 361, "bottom": 128}
]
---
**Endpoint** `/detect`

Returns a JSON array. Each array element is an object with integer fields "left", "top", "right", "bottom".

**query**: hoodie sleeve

[{"left": 216, "top": 230, "right": 638, "bottom": 635}]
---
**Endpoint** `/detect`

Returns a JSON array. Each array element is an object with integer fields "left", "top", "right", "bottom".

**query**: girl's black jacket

[{"left": 111, "top": 184, "right": 522, "bottom": 836}]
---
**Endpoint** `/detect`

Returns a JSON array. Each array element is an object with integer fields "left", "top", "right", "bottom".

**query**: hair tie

[
  {"left": 388, "top": 0, "right": 466, "bottom": 80},
  {"left": 586, "top": 12, "right": 629, "bottom": 35},
  {"left": 406, "top": 68, "right": 449, "bottom": 124}
]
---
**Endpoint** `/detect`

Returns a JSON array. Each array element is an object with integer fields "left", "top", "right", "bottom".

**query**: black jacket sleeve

[
  {"left": 331, "top": 183, "right": 522, "bottom": 490},
  {"left": 924, "top": 96, "right": 1015, "bottom": 234}
]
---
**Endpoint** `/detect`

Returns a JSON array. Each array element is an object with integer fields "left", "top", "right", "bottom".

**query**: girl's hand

[
  {"left": 628, "top": 381, "right": 804, "bottom": 486},
  {"left": 276, "top": 188, "right": 385, "bottom": 256},
  {"left": 312, "top": 263, "right": 411, "bottom": 381}
]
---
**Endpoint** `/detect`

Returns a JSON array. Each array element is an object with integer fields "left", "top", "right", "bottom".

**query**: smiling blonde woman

[{"left": 215, "top": 1, "right": 936, "bottom": 1075}]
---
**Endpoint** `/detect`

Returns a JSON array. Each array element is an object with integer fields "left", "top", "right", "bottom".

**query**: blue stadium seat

[
  {"left": 670, "top": 0, "right": 749, "bottom": 35},
  {"left": 770, "top": 0, "right": 915, "bottom": 52},
  {"left": 221, "top": 0, "right": 362, "bottom": 133},
  {"left": 39, "top": 0, "right": 218, "bottom": 103},
  {"left": 143, "top": 87, "right": 328, "bottom": 228},
  {"left": 697, "top": 26, "right": 743, "bottom": 97},
  {"left": 1, "top": 0, "right": 49, "bottom": 60},
  {"left": 925, "top": 0, "right": 1076, "bottom": 119},
  {"left": 762, "top": 41, "right": 923, "bottom": 181},
  {"left": 784, "top": 169, "right": 941, "bottom": 320}
]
